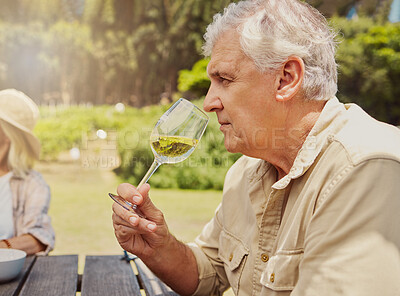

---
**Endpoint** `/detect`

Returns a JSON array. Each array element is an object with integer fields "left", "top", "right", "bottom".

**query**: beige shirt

[
  {"left": 189, "top": 98, "right": 400, "bottom": 296},
  {"left": 10, "top": 170, "right": 55, "bottom": 255}
]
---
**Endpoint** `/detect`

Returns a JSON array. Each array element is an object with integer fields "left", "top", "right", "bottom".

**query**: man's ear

[{"left": 275, "top": 56, "right": 305, "bottom": 102}]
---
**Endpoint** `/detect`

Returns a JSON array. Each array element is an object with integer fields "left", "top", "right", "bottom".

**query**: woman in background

[{"left": 0, "top": 89, "right": 55, "bottom": 255}]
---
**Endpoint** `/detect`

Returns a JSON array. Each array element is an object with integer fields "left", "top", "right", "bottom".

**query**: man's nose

[{"left": 203, "top": 84, "right": 222, "bottom": 113}]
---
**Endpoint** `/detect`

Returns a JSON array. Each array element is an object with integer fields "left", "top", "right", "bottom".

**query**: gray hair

[{"left": 203, "top": 0, "right": 338, "bottom": 101}]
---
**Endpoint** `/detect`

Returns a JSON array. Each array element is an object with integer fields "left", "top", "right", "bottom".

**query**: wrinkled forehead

[{"left": 207, "top": 30, "right": 249, "bottom": 73}]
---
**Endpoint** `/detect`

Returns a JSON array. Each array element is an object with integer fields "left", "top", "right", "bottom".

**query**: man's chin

[{"left": 224, "top": 140, "right": 240, "bottom": 154}]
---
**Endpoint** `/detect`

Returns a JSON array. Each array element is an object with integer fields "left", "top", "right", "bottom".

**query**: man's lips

[
  {"left": 218, "top": 121, "right": 231, "bottom": 131},
  {"left": 218, "top": 120, "right": 230, "bottom": 125}
]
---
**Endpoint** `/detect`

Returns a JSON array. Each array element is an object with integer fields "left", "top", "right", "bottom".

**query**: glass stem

[{"left": 137, "top": 160, "right": 161, "bottom": 189}]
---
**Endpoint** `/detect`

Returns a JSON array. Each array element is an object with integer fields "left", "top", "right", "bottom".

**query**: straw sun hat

[{"left": 0, "top": 89, "right": 41, "bottom": 159}]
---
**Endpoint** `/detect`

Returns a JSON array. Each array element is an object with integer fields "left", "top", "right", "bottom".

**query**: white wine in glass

[{"left": 109, "top": 98, "right": 209, "bottom": 214}]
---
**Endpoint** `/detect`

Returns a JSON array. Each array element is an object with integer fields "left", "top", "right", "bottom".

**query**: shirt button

[
  {"left": 270, "top": 273, "right": 275, "bottom": 283},
  {"left": 261, "top": 253, "right": 269, "bottom": 262},
  {"left": 229, "top": 253, "right": 233, "bottom": 262}
]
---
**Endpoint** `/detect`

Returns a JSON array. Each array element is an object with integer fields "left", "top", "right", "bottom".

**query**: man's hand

[
  {"left": 112, "top": 183, "right": 170, "bottom": 259},
  {"left": 111, "top": 182, "right": 199, "bottom": 295}
]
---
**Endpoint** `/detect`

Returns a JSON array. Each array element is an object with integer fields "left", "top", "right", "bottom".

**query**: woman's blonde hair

[{"left": 0, "top": 120, "right": 36, "bottom": 178}]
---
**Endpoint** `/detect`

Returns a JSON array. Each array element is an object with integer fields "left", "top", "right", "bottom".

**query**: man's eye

[{"left": 219, "top": 77, "right": 232, "bottom": 85}]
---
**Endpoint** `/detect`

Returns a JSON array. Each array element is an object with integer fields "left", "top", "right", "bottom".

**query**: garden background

[{"left": 1, "top": 1, "right": 400, "bottom": 295}]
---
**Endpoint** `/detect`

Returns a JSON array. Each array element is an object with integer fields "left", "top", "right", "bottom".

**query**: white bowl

[{"left": 0, "top": 249, "right": 27, "bottom": 283}]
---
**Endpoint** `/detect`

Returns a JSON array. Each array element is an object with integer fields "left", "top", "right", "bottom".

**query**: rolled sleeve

[
  {"left": 188, "top": 242, "right": 219, "bottom": 296},
  {"left": 187, "top": 205, "right": 230, "bottom": 296},
  {"left": 13, "top": 171, "right": 55, "bottom": 255},
  {"left": 22, "top": 185, "right": 55, "bottom": 255}
]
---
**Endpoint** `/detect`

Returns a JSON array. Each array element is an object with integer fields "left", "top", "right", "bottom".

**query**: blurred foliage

[
  {"left": 36, "top": 105, "right": 126, "bottom": 159},
  {"left": 332, "top": 17, "right": 400, "bottom": 125},
  {"left": 330, "top": 16, "right": 375, "bottom": 37},
  {"left": 305, "top": 0, "right": 393, "bottom": 21},
  {"left": 36, "top": 101, "right": 241, "bottom": 190},
  {"left": 0, "top": 0, "right": 235, "bottom": 106},
  {"left": 178, "top": 59, "right": 211, "bottom": 97}
]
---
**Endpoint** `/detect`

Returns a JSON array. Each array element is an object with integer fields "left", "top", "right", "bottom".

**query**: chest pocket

[
  {"left": 260, "top": 249, "right": 303, "bottom": 291},
  {"left": 218, "top": 231, "right": 249, "bottom": 294}
]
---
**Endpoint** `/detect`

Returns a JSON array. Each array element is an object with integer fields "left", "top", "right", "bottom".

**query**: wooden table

[{"left": 0, "top": 254, "right": 180, "bottom": 296}]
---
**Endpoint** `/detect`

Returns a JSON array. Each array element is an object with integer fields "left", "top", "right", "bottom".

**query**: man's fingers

[
  {"left": 116, "top": 183, "right": 151, "bottom": 206},
  {"left": 135, "top": 184, "right": 162, "bottom": 221},
  {"left": 112, "top": 211, "right": 132, "bottom": 228},
  {"left": 112, "top": 202, "right": 157, "bottom": 233},
  {"left": 129, "top": 214, "right": 157, "bottom": 232},
  {"left": 113, "top": 183, "right": 161, "bottom": 231},
  {"left": 116, "top": 183, "right": 140, "bottom": 204},
  {"left": 116, "top": 183, "right": 160, "bottom": 221},
  {"left": 112, "top": 201, "right": 133, "bottom": 222}
]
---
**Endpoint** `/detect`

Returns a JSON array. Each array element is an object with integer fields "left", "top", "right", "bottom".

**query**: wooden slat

[
  {"left": 19, "top": 255, "right": 78, "bottom": 296},
  {"left": 81, "top": 255, "right": 141, "bottom": 296},
  {"left": 134, "top": 259, "right": 180, "bottom": 296},
  {"left": 0, "top": 255, "right": 36, "bottom": 296}
]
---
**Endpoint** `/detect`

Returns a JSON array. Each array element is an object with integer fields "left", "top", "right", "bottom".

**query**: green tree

[
  {"left": 125, "top": 0, "right": 235, "bottom": 105},
  {"left": 178, "top": 58, "right": 210, "bottom": 97},
  {"left": 305, "top": 0, "right": 394, "bottom": 19},
  {"left": 334, "top": 19, "right": 400, "bottom": 125},
  {"left": 44, "top": 21, "right": 94, "bottom": 105},
  {"left": 0, "top": 22, "right": 48, "bottom": 101},
  {"left": 306, "top": 0, "right": 354, "bottom": 16},
  {"left": 0, "top": 0, "right": 237, "bottom": 106},
  {"left": 78, "top": 0, "right": 236, "bottom": 106}
]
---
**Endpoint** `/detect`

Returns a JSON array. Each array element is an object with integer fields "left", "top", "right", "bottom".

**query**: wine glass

[{"left": 109, "top": 98, "right": 209, "bottom": 215}]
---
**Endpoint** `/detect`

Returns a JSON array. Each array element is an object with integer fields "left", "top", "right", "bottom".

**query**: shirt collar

[{"left": 272, "top": 97, "right": 347, "bottom": 190}]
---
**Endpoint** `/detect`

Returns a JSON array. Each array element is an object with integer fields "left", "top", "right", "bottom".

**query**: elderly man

[{"left": 111, "top": 0, "right": 400, "bottom": 295}]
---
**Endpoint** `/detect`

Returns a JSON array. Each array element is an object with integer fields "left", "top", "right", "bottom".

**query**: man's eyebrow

[{"left": 208, "top": 70, "right": 234, "bottom": 79}]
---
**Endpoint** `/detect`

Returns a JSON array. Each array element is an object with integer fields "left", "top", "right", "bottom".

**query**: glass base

[{"left": 108, "top": 193, "right": 145, "bottom": 218}]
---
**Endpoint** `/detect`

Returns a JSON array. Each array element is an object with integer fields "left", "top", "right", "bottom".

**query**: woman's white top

[{"left": 0, "top": 172, "right": 14, "bottom": 239}]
